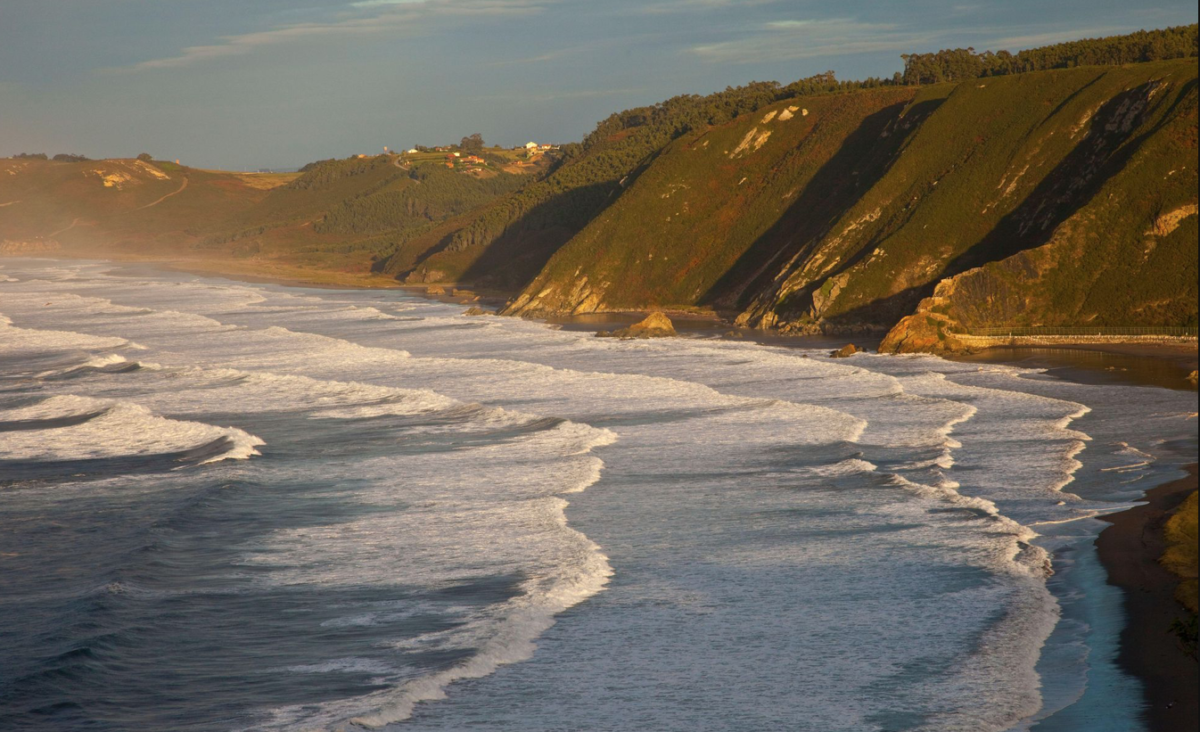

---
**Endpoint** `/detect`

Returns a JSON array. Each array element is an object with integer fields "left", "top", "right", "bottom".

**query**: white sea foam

[
  {"left": 254, "top": 423, "right": 618, "bottom": 730},
  {"left": 0, "top": 395, "right": 264, "bottom": 464},
  {"left": 3, "top": 261, "right": 1194, "bottom": 732},
  {"left": 797, "top": 457, "right": 879, "bottom": 476},
  {"left": 284, "top": 658, "right": 398, "bottom": 675},
  {"left": 0, "top": 312, "right": 136, "bottom": 354}
]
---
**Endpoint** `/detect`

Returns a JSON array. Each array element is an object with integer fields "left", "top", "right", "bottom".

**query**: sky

[{"left": 1, "top": 0, "right": 1195, "bottom": 170}]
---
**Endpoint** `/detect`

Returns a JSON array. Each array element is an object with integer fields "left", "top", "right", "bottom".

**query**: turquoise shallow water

[{"left": 1, "top": 259, "right": 1195, "bottom": 731}]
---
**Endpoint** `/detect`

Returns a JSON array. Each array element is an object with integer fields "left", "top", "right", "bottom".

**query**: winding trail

[
  {"left": 136, "top": 175, "right": 189, "bottom": 210},
  {"left": 46, "top": 217, "right": 81, "bottom": 238}
]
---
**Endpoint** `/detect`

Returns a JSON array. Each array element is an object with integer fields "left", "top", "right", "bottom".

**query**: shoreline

[
  {"left": 1096, "top": 464, "right": 1199, "bottom": 732},
  {"left": 11, "top": 252, "right": 1197, "bottom": 391}
]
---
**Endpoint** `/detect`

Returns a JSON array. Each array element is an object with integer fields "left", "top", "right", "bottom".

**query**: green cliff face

[
  {"left": 504, "top": 58, "right": 1197, "bottom": 350},
  {"left": 374, "top": 75, "right": 891, "bottom": 291},
  {"left": 505, "top": 86, "right": 931, "bottom": 316},
  {"left": 755, "top": 60, "right": 1198, "bottom": 337},
  {"left": 882, "top": 67, "right": 1199, "bottom": 352}
]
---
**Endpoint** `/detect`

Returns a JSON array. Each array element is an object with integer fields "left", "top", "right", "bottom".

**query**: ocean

[{"left": 1, "top": 259, "right": 1195, "bottom": 731}]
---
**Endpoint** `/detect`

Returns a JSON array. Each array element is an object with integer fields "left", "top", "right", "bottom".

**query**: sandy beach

[{"left": 1097, "top": 464, "right": 1199, "bottom": 732}]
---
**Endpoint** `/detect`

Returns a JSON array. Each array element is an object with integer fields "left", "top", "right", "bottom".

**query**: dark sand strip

[{"left": 1097, "top": 464, "right": 1198, "bottom": 732}]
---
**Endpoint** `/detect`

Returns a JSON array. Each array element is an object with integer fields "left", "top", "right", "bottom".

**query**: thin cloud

[
  {"left": 350, "top": 0, "right": 427, "bottom": 6},
  {"left": 691, "top": 17, "right": 930, "bottom": 64},
  {"left": 636, "top": 0, "right": 781, "bottom": 14},
  {"left": 473, "top": 87, "right": 649, "bottom": 103},
  {"left": 113, "top": 0, "right": 549, "bottom": 72},
  {"left": 984, "top": 26, "right": 1131, "bottom": 51}
]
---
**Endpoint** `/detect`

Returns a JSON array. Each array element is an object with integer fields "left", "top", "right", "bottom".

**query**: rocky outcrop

[
  {"left": 505, "top": 272, "right": 612, "bottom": 317},
  {"left": 879, "top": 279, "right": 971, "bottom": 354},
  {"left": 1148, "top": 204, "right": 1198, "bottom": 237},
  {"left": 597, "top": 312, "right": 677, "bottom": 339},
  {"left": 879, "top": 311, "right": 969, "bottom": 354},
  {"left": 407, "top": 268, "right": 448, "bottom": 285},
  {"left": 829, "top": 344, "right": 860, "bottom": 358}
]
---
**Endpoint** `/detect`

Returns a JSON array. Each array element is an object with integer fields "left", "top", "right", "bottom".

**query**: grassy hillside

[
  {"left": 505, "top": 86, "right": 936, "bottom": 315},
  {"left": 376, "top": 73, "right": 903, "bottom": 291},
  {"left": 1163, "top": 490, "right": 1199, "bottom": 614},
  {"left": 878, "top": 60, "right": 1195, "bottom": 350},
  {"left": 503, "top": 56, "right": 1197, "bottom": 348},
  {"left": 0, "top": 153, "right": 536, "bottom": 281},
  {"left": 754, "top": 59, "right": 1198, "bottom": 334}
]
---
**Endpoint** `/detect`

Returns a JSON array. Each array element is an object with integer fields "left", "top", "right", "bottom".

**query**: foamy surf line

[
  {"left": 0, "top": 394, "right": 264, "bottom": 465},
  {"left": 3, "top": 260, "right": 1194, "bottom": 732},
  {"left": 261, "top": 426, "right": 619, "bottom": 731}
]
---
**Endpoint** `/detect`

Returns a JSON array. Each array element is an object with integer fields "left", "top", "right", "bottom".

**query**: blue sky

[{"left": 1, "top": 0, "right": 1195, "bottom": 170}]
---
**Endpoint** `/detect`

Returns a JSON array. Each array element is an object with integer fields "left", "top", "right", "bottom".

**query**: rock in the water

[
  {"left": 597, "top": 312, "right": 677, "bottom": 339},
  {"left": 463, "top": 306, "right": 489, "bottom": 316},
  {"left": 425, "top": 286, "right": 445, "bottom": 296},
  {"left": 829, "top": 344, "right": 859, "bottom": 358},
  {"left": 1188, "top": 370, "right": 1198, "bottom": 384}
]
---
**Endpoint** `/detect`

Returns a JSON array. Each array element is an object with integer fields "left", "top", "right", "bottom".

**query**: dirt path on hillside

[
  {"left": 46, "top": 217, "right": 81, "bottom": 238},
  {"left": 136, "top": 176, "right": 189, "bottom": 210},
  {"left": 0, "top": 200, "right": 21, "bottom": 207}
]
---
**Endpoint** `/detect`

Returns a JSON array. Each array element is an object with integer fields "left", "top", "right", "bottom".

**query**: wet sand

[
  {"left": 1097, "top": 465, "right": 1199, "bottom": 732},
  {"left": 951, "top": 344, "right": 1199, "bottom": 392}
]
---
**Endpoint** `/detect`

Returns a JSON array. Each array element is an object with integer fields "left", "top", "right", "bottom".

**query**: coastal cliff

[
  {"left": 3, "top": 27, "right": 1197, "bottom": 353},
  {"left": 505, "top": 57, "right": 1197, "bottom": 353}
]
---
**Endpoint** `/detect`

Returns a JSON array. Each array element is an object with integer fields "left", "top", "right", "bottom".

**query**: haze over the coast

[
  {"left": 1, "top": 4, "right": 1197, "bottom": 731},
  {"left": 2, "top": 0, "right": 1197, "bottom": 170}
]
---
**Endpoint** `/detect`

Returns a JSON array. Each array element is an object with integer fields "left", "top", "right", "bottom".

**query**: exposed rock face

[
  {"left": 879, "top": 280, "right": 970, "bottom": 354},
  {"left": 879, "top": 311, "right": 968, "bottom": 354},
  {"left": 1148, "top": 204, "right": 1198, "bottom": 237},
  {"left": 407, "top": 269, "right": 448, "bottom": 285},
  {"left": 463, "top": 306, "right": 490, "bottom": 316},
  {"left": 597, "top": 312, "right": 677, "bottom": 339},
  {"left": 829, "top": 344, "right": 859, "bottom": 358},
  {"left": 425, "top": 286, "right": 445, "bottom": 296},
  {"left": 505, "top": 273, "right": 611, "bottom": 317}
]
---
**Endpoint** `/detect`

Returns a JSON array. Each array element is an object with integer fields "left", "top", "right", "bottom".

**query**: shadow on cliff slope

[
  {"left": 701, "top": 98, "right": 944, "bottom": 312},
  {"left": 946, "top": 78, "right": 1196, "bottom": 277},
  {"left": 458, "top": 182, "right": 620, "bottom": 291},
  {"left": 823, "top": 78, "right": 1195, "bottom": 333}
]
